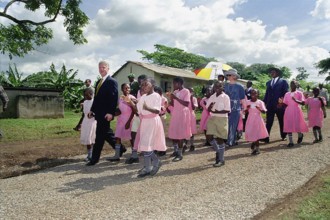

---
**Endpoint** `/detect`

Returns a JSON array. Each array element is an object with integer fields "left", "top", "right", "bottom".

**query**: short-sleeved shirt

[
  {"left": 206, "top": 93, "right": 231, "bottom": 117},
  {"left": 224, "top": 83, "right": 245, "bottom": 110}
]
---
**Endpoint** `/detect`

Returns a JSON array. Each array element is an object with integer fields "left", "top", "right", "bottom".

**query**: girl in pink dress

[
  {"left": 108, "top": 83, "right": 136, "bottom": 162},
  {"left": 279, "top": 81, "right": 308, "bottom": 147},
  {"left": 167, "top": 77, "right": 192, "bottom": 162},
  {"left": 299, "top": 87, "right": 326, "bottom": 143},
  {"left": 199, "top": 86, "right": 213, "bottom": 146},
  {"left": 80, "top": 88, "right": 97, "bottom": 161},
  {"left": 244, "top": 89, "right": 269, "bottom": 155},
  {"left": 187, "top": 87, "right": 198, "bottom": 151},
  {"left": 124, "top": 78, "right": 166, "bottom": 177}
]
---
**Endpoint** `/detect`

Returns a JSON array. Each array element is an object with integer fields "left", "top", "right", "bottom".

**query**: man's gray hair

[{"left": 99, "top": 60, "right": 109, "bottom": 68}]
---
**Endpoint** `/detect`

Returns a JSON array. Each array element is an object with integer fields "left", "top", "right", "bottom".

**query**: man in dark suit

[
  {"left": 86, "top": 61, "right": 126, "bottom": 166},
  {"left": 263, "top": 67, "right": 289, "bottom": 142}
]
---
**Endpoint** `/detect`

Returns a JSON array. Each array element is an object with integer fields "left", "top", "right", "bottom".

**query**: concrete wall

[{"left": 0, "top": 87, "right": 64, "bottom": 119}]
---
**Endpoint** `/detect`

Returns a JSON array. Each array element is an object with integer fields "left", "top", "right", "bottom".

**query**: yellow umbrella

[{"left": 194, "top": 62, "right": 233, "bottom": 80}]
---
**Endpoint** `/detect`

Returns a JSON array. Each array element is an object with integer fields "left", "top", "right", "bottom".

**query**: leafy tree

[
  {"left": 0, "top": 0, "right": 89, "bottom": 59},
  {"left": 296, "top": 67, "right": 309, "bottom": 81},
  {"left": 137, "top": 44, "right": 217, "bottom": 70},
  {"left": 0, "top": 63, "right": 30, "bottom": 87},
  {"left": 314, "top": 56, "right": 330, "bottom": 82}
]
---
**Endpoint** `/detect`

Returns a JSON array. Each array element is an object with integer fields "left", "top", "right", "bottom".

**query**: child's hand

[
  {"left": 278, "top": 98, "right": 283, "bottom": 104},
  {"left": 164, "top": 101, "right": 168, "bottom": 109},
  {"left": 292, "top": 96, "right": 297, "bottom": 101},
  {"left": 246, "top": 105, "right": 251, "bottom": 109},
  {"left": 255, "top": 105, "right": 260, "bottom": 110},
  {"left": 208, "top": 102, "right": 215, "bottom": 112},
  {"left": 170, "top": 93, "right": 177, "bottom": 100},
  {"left": 125, "top": 121, "right": 130, "bottom": 129},
  {"left": 166, "top": 92, "right": 172, "bottom": 98},
  {"left": 121, "top": 95, "right": 131, "bottom": 103}
]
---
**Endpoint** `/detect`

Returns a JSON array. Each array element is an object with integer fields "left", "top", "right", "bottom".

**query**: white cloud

[
  {"left": 310, "top": 0, "right": 330, "bottom": 19},
  {"left": 1, "top": 0, "right": 329, "bottom": 83}
]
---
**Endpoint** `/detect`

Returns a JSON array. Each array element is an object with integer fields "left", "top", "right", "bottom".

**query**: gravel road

[{"left": 1, "top": 115, "right": 329, "bottom": 219}]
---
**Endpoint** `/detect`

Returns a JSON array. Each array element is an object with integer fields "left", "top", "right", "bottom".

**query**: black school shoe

[
  {"left": 297, "top": 134, "right": 304, "bottom": 144},
  {"left": 125, "top": 157, "right": 139, "bottom": 164},
  {"left": 172, "top": 155, "right": 183, "bottom": 162},
  {"left": 157, "top": 151, "right": 166, "bottom": 156},
  {"left": 169, "top": 151, "right": 178, "bottom": 157},
  {"left": 137, "top": 169, "right": 150, "bottom": 178},
  {"left": 287, "top": 143, "right": 294, "bottom": 148},
  {"left": 189, "top": 145, "right": 195, "bottom": 152}
]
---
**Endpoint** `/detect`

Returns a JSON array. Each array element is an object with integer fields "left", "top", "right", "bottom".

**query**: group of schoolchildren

[{"left": 79, "top": 72, "right": 327, "bottom": 178}]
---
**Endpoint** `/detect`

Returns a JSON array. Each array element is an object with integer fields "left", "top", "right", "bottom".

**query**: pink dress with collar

[
  {"left": 168, "top": 88, "right": 192, "bottom": 139},
  {"left": 134, "top": 93, "right": 166, "bottom": 152},
  {"left": 305, "top": 97, "right": 326, "bottom": 128},
  {"left": 283, "top": 91, "right": 308, "bottom": 133},
  {"left": 115, "top": 95, "right": 135, "bottom": 140},
  {"left": 244, "top": 99, "right": 269, "bottom": 141}
]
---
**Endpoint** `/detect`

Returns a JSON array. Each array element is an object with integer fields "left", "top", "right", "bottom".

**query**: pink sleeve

[
  {"left": 259, "top": 100, "right": 267, "bottom": 112},
  {"left": 299, "top": 91, "right": 305, "bottom": 101},
  {"left": 305, "top": 97, "right": 310, "bottom": 105},
  {"left": 153, "top": 94, "right": 161, "bottom": 111},
  {"left": 283, "top": 93, "right": 289, "bottom": 105},
  {"left": 200, "top": 97, "right": 206, "bottom": 108},
  {"left": 193, "top": 97, "right": 198, "bottom": 108},
  {"left": 181, "top": 89, "right": 191, "bottom": 102},
  {"left": 321, "top": 97, "right": 327, "bottom": 106}
]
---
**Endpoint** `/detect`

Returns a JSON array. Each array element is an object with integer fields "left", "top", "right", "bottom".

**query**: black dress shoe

[
  {"left": 189, "top": 145, "right": 195, "bottom": 152},
  {"left": 204, "top": 142, "right": 212, "bottom": 146},
  {"left": 125, "top": 157, "right": 139, "bottom": 164},
  {"left": 281, "top": 137, "right": 287, "bottom": 141},
  {"left": 172, "top": 155, "right": 183, "bottom": 162},
  {"left": 297, "top": 134, "right": 304, "bottom": 144},
  {"left": 86, "top": 161, "right": 97, "bottom": 166}
]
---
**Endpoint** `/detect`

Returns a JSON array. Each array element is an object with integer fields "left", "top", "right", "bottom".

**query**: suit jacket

[
  {"left": 91, "top": 75, "right": 118, "bottom": 121},
  {"left": 263, "top": 78, "right": 289, "bottom": 112}
]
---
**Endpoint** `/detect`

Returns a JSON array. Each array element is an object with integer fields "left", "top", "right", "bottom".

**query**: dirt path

[{"left": 0, "top": 112, "right": 329, "bottom": 219}]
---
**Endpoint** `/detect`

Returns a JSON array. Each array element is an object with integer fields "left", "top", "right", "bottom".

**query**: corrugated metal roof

[{"left": 113, "top": 61, "right": 209, "bottom": 81}]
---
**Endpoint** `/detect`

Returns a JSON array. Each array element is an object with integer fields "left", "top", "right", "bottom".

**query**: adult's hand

[{"left": 105, "top": 113, "right": 113, "bottom": 121}]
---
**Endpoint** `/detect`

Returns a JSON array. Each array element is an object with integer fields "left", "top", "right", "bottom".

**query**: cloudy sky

[{"left": 1, "top": 0, "right": 330, "bottom": 83}]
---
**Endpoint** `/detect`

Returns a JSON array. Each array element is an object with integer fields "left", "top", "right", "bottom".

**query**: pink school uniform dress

[
  {"left": 305, "top": 97, "right": 326, "bottom": 128},
  {"left": 199, "top": 97, "right": 210, "bottom": 131},
  {"left": 168, "top": 88, "right": 192, "bottom": 140},
  {"left": 80, "top": 99, "right": 97, "bottom": 145},
  {"left": 135, "top": 93, "right": 167, "bottom": 152},
  {"left": 189, "top": 96, "right": 198, "bottom": 135},
  {"left": 283, "top": 91, "right": 309, "bottom": 133},
  {"left": 244, "top": 100, "right": 269, "bottom": 142},
  {"left": 115, "top": 95, "right": 135, "bottom": 140}
]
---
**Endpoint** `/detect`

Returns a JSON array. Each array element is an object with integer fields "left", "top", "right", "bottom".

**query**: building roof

[{"left": 112, "top": 61, "right": 209, "bottom": 81}]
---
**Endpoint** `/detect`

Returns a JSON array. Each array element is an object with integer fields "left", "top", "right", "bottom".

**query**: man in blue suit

[
  {"left": 86, "top": 61, "right": 126, "bottom": 166},
  {"left": 263, "top": 67, "right": 289, "bottom": 143}
]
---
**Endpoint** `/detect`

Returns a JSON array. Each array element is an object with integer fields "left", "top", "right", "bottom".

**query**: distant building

[{"left": 112, "top": 61, "right": 209, "bottom": 92}]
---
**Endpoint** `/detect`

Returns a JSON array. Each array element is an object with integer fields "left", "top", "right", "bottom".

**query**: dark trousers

[
  {"left": 266, "top": 108, "right": 287, "bottom": 139},
  {"left": 91, "top": 120, "right": 116, "bottom": 163}
]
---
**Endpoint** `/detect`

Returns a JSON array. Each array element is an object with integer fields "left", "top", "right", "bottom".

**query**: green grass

[
  {"left": 295, "top": 176, "right": 330, "bottom": 219},
  {"left": 0, "top": 111, "right": 83, "bottom": 143},
  {"left": 0, "top": 110, "right": 203, "bottom": 143}
]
